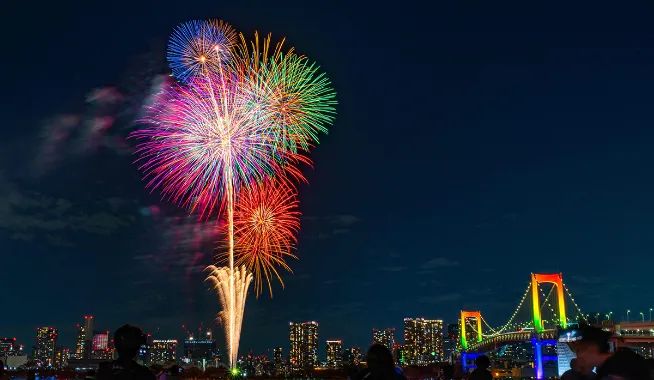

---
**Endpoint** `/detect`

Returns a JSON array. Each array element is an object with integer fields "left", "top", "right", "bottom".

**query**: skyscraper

[
  {"left": 403, "top": 318, "right": 423, "bottom": 365},
  {"left": 151, "top": 340, "right": 177, "bottom": 364},
  {"left": 34, "top": 327, "right": 58, "bottom": 367},
  {"left": 424, "top": 319, "right": 444, "bottom": 363},
  {"left": 289, "top": 321, "right": 318, "bottom": 372},
  {"left": 273, "top": 347, "right": 284, "bottom": 375},
  {"left": 403, "top": 318, "right": 444, "bottom": 365},
  {"left": 74, "top": 315, "right": 94, "bottom": 359},
  {"left": 54, "top": 347, "right": 69, "bottom": 369},
  {"left": 325, "top": 340, "right": 343, "bottom": 368},
  {"left": 92, "top": 331, "right": 113, "bottom": 360},
  {"left": 183, "top": 335, "right": 217, "bottom": 369},
  {"left": 372, "top": 328, "right": 395, "bottom": 351},
  {"left": 343, "top": 347, "right": 361, "bottom": 367},
  {"left": 444, "top": 323, "right": 459, "bottom": 363},
  {"left": 0, "top": 338, "right": 19, "bottom": 356}
]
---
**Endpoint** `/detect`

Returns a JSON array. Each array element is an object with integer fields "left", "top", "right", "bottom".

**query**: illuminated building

[
  {"left": 273, "top": 347, "right": 284, "bottom": 375},
  {"left": 74, "top": 315, "right": 94, "bottom": 359},
  {"left": 92, "top": 332, "right": 108, "bottom": 351},
  {"left": 444, "top": 323, "right": 459, "bottom": 363},
  {"left": 372, "top": 328, "right": 395, "bottom": 351},
  {"left": 403, "top": 318, "right": 444, "bottom": 365},
  {"left": 34, "top": 327, "right": 58, "bottom": 367},
  {"left": 343, "top": 347, "right": 361, "bottom": 366},
  {"left": 151, "top": 340, "right": 177, "bottom": 364},
  {"left": 424, "top": 319, "right": 444, "bottom": 363},
  {"left": 92, "top": 331, "right": 113, "bottom": 360},
  {"left": 54, "top": 347, "right": 69, "bottom": 369},
  {"left": 183, "top": 333, "right": 217, "bottom": 369},
  {"left": 0, "top": 338, "right": 20, "bottom": 356},
  {"left": 326, "top": 340, "right": 343, "bottom": 368},
  {"left": 289, "top": 321, "right": 318, "bottom": 372}
]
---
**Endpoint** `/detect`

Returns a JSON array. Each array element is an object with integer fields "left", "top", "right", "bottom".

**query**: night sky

[{"left": 3, "top": 1, "right": 654, "bottom": 357}]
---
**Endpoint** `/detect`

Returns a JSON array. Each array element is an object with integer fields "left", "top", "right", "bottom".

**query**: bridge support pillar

[
  {"left": 461, "top": 352, "right": 481, "bottom": 374},
  {"left": 532, "top": 338, "right": 544, "bottom": 380}
]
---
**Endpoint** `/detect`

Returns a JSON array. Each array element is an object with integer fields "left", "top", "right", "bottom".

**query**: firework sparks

[
  {"left": 134, "top": 72, "right": 304, "bottom": 217},
  {"left": 167, "top": 19, "right": 237, "bottom": 83},
  {"left": 133, "top": 18, "right": 336, "bottom": 370},
  {"left": 206, "top": 265, "right": 252, "bottom": 367},
  {"left": 233, "top": 179, "right": 300, "bottom": 297},
  {"left": 234, "top": 32, "right": 337, "bottom": 153}
]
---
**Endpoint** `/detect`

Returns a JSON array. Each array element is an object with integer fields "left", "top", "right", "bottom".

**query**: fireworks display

[
  {"left": 206, "top": 265, "right": 253, "bottom": 367},
  {"left": 132, "top": 18, "right": 336, "bottom": 369},
  {"left": 233, "top": 179, "right": 300, "bottom": 297}
]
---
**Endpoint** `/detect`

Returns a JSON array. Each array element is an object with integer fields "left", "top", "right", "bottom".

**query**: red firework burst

[{"left": 232, "top": 179, "right": 300, "bottom": 296}]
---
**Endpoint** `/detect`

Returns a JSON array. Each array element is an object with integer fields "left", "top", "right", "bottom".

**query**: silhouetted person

[
  {"left": 356, "top": 344, "right": 406, "bottom": 380},
  {"left": 440, "top": 363, "right": 454, "bottom": 380},
  {"left": 561, "top": 358, "right": 591, "bottom": 380},
  {"left": 596, "top": 348, "right": 649, "bottom": 380},
  {"left": 97, "top": 324, "right": 155, "bottom": 380},
  {"left": 574, "top": 325, "right": 613, "bottom": 375},
  {"left": 467, "top": 355, "right": 492, "bottom": 380},
  {"left": 0, "top": 360, "right": 8, "bottom": 380},
  {"left": 644, "top": 358, "right": 654, "bottom": 379}
]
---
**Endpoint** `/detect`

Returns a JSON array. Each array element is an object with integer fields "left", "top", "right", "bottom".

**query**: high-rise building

[
  {"left": 403, "top": 318, "right": 444, "bottom": 365},
  {"left": 273, "top": 347, "right": 284, "bottom": 375},
  {"left": 54, "top": 347, "right": 69, "bottom": 369},
  {"left": 92, "top": 331, "right": 113, "bottom": 360},
  {"left": 444, "top": 323, "right": 459, "bottom": 363},
  {"left": 183, "top": 334, "right": 217, "bottom": 369},
  {"left": 325, "top": 340, "right": 343, "bottom": 368},
  {"left": 151, "top": 340, "right": 177, "bottom": 364},
  {"left": 343, "top": 347, "right": 362, "bottom": 367},
  {"left": 74, "top": 315, "right": 94, "bottom": 360},
  {"left": 92, "top": 332, "right": 109, "bottom": 351},
  {"left": 424, "top": 319, "right": 444, "bottom": 363},
  {"left": 403, "top": 318, "right": 423, "bottom": 365},
  {"left": 0, "top": 338, "right": 20, "bottom": 356},
  {"left": 372, "top": 328, "right": 395, "bottom": 351},
  {"left": 34, "top": 327, "right": 58, "bottom": 367},
  {"left": 289, "top": 321, "right": 318, "bottom": 372}
]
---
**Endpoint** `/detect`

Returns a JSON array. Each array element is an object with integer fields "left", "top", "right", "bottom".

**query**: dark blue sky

[{"left": 3, "top": 0, "right": 654, "bottom": 357}]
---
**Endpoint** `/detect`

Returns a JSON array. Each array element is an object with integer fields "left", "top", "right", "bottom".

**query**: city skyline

[{"left": 4, "top": 0, "right": 654, "bottom": 359}]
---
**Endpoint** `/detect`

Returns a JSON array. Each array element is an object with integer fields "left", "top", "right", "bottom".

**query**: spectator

[
  {"left": 356, "top": 344, "right": 406, "bottom": 380},
  {"left": 561, "top": 358, "right": 595, "bottom": 380},
  {"left": 596, "top": 348, "right": 648, "bottom": 380},
  {"left": 0, "top": 360, "right": 8, "bottom": 380},
  {"left": 574, "top": 325, "right": 613, "bottom": 373},
  {"left": 97, "top": 324, "right": 156, "bottom": 380},
  {"left": 468, "top": 355, "right": 492, "bottom": 380}
]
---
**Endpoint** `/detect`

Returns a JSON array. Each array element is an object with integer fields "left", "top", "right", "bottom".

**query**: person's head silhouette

[
  {"left": 113, "top": 324, "right": 146, "bottom": 361},
  {"left": 366, "top": 344, "right": 395, "bottom": 377},
  {"left": 475, "top": 355, "right": 490, "bottom": 370}
]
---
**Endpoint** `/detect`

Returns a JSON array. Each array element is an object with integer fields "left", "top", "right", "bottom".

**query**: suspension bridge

[{"left": 457, "top": 273, "right": 588, "bottom": 379}]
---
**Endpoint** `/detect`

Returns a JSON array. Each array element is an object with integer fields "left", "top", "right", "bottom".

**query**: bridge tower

[
  {"left": 459, "top": 310, "right": 482, "bottom": 350},
  {"left": 531, "top": 273, "right": 567, "bottom": 332}
]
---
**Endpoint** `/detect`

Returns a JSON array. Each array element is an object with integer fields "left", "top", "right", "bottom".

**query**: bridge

[{"left": 458, "top": 273, "right": 587, "bottom": 379}]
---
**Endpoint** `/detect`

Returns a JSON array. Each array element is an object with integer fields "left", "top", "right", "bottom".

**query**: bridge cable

[
  {"left": 562, "top": 282, "right": 588, "bottom": 323},
  {"left": 477, "top": 282, "right": 533, "bottom": 337}
]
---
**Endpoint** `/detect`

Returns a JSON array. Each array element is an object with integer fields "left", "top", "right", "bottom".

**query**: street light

[
  {"left": 650, "top": 308, "right": 652, "bottom": 322},
  {"left": 627, "top": 310, "right": 631, "bottom": 322},
  {"left": 641, "top": 312, "right": 645, "bottom": 322}
]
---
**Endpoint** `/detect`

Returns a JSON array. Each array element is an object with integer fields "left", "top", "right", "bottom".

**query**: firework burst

[
  {"left": 234, "top": 32, "right": 337, "bottom": 153},
  {"left": 167, "top": 19, "right": 237, "bottom": 83},
  {"left": 133, "top": 72, "right": 288, "bottom": 218},
  {"left": 133, "top": 18, "right": 336, "bottom": 370},
  {"left": 233, "top": 178, "right": 300, "bottom": 297}
]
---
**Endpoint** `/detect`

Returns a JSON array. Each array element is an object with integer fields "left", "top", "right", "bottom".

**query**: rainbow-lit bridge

[{"left": 458, "top": 273, "right": 587, "bottom": 379}]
